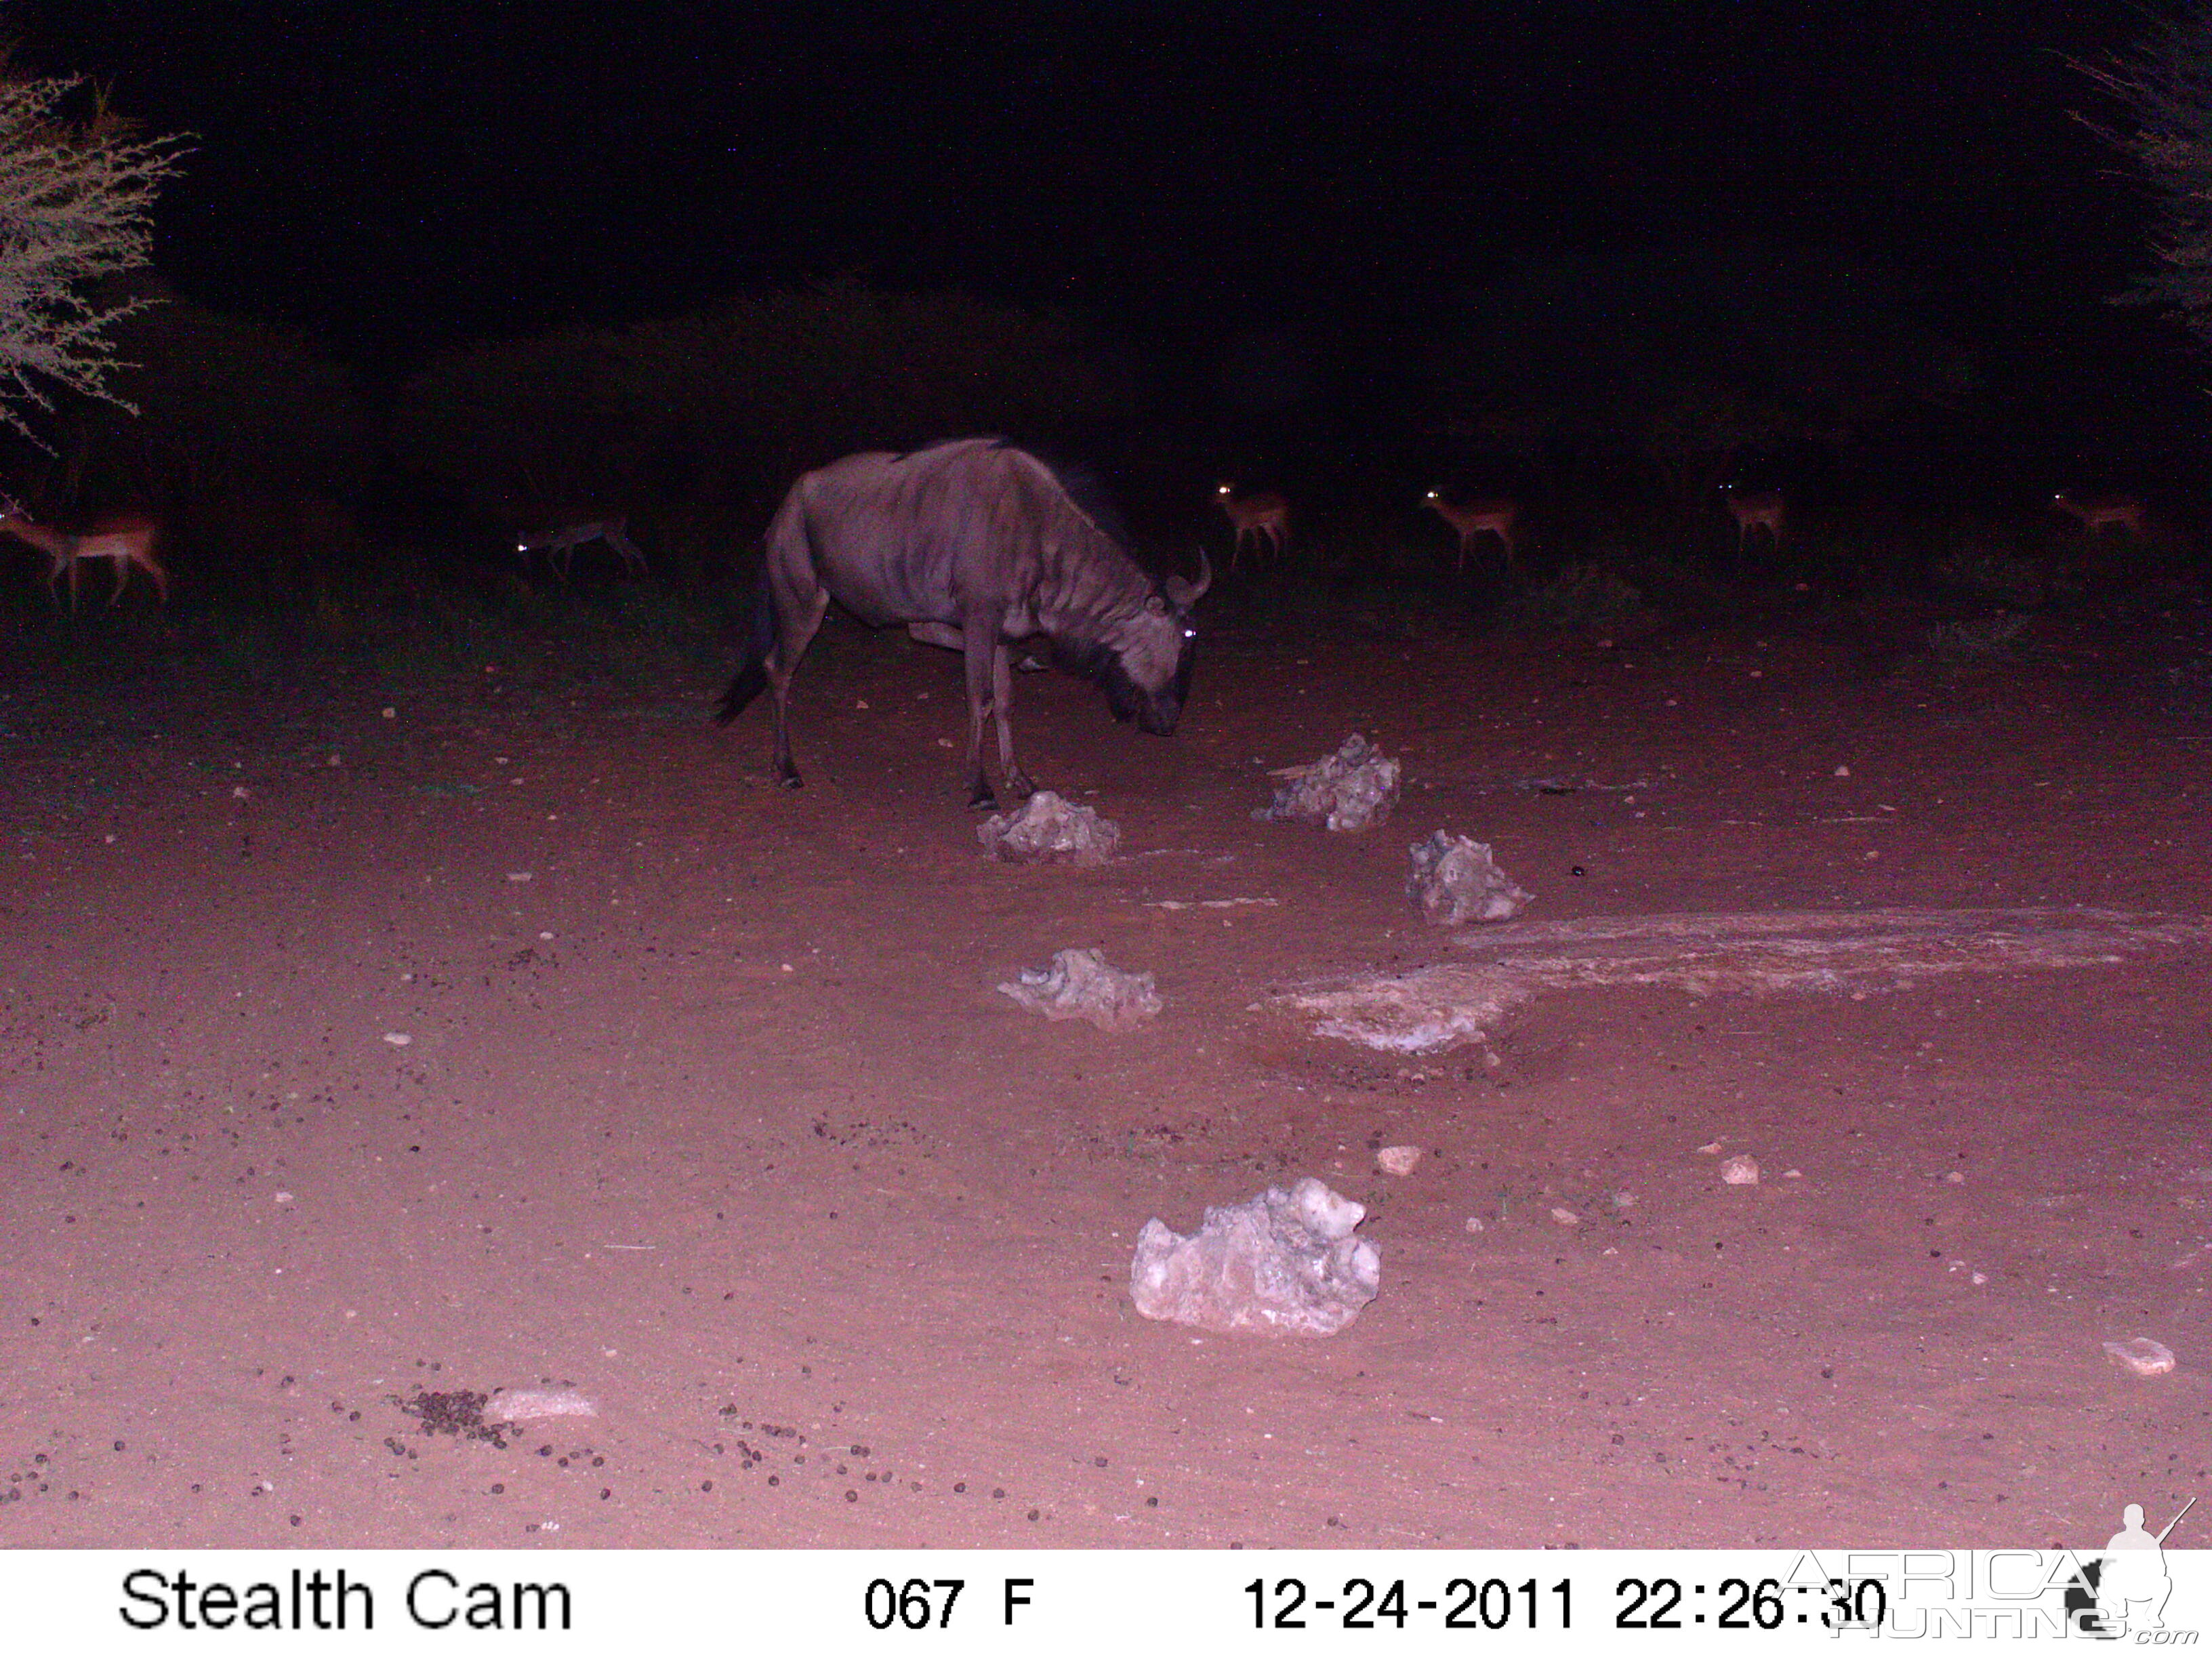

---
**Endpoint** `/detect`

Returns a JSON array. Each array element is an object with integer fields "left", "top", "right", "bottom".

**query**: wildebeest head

[{"left": 1065, "top": 553, "right": 1210, "bottom": 735}]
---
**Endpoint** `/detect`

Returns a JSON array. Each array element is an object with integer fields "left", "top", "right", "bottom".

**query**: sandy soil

[{"left": 1, "top": 599, "right": 2207, "bottom": 1550}]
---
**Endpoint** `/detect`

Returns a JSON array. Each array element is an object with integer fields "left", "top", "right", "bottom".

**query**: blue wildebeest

[{"left": 716, "top": 437, "right": 1210, "bottom": 807}]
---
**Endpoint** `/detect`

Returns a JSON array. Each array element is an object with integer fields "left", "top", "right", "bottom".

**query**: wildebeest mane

[
  {"left": 895, "top": 434, "right": 1136, "bottom": 554},
  {"left": 1004, "top": 441, "right": 1137, "bottom": 553}
]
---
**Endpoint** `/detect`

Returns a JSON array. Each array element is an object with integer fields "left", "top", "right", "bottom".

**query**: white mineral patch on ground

[{"left": 1275, "top": 907, "right": 2212, "bottom": 1052}]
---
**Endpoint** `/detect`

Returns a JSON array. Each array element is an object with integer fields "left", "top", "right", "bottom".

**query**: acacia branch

[{"left": 0, "top": 72, "right": 186, "bottom": 434}]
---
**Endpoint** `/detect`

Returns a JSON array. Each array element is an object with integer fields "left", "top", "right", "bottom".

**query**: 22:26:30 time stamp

[{"left": 1245, "top": 1574, "right": 1890, "bottom": 1632}]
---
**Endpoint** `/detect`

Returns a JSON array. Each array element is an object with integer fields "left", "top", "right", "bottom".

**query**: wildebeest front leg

[{"left": 992, "top": 642, "right": 1036, "bottom": 800}]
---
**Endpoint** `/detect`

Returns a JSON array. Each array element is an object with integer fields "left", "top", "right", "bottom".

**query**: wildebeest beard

[{"left": 1054, "top": 632, "right": 1195, "bottom": 734}]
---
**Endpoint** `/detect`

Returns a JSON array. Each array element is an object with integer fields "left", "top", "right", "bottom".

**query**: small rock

[
  {"left": 1695, "top": 1141, "right": 1723, "bottom": 1155},
  {"left": 492, "top": 1388, "right": 598, "bottom": 1420},
  {"left": 998, "top": 947, "right": 1160, "bottom": 1032},
  {"left": 977, "top": 791, "right": 1122, "bottom": 865},
  {"left": 1719, "top": 1155, "right": 1761, "bottom": 1187},
  {"left": 1376, "top": 1145, "right": 1422, "bottom": 1176},
  {"left": 1129, "top": 1177, "right": 1381, "bottom": 1337},
  {"left": 2103, "top": 1338, "right": 2177, "bottom": 1377},
  {"left": 1833, "top": 765, "right": 1850, "bottom": 777},
  {"left": 382, "top": 1032, "right": 413, "bottom": 1047},
  {"left": 1262, "top": 735, "right": 1401, "bottom": 833},
  {"left": 1463, "top": 1216, "right": 1486, "bottom": 1233},
  {"left": 1549, "top": 1206, "right": 1580, "bottom": 1226},
  {"left": 1406, "top": 830, "right": 1534, "bottom": 925},
  {"left": 1943, "top": 1170, "right": 1965, "bottom": 1184}
]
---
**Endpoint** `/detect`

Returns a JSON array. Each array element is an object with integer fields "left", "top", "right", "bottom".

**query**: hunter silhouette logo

[{"left": 2064, "top": 1496, "right": 2195, "bottom": 1637}]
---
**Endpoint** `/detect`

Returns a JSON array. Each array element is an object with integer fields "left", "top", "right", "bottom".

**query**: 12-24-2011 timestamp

[
  {"left": 1247, "top": 1576, "right": 1571, "bottom": 1631},
  {"left": 1246, "top": 1574, "right": 1891, "bottom": 1633}
]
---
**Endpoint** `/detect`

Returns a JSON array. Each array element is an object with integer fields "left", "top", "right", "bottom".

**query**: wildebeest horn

[{"left": 1166, "top": 548, "right": 1212, "bottom": 606}]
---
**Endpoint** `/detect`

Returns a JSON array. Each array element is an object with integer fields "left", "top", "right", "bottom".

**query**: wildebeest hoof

[
  {"left": 968, "top": 785, "right": 998, "bottom": 811},
  {"left": 777, "top": 768, "right": 804, "bottom": 791},
  {"left": 1005, "top": 772, "right": 1038, "bottom": 800}
]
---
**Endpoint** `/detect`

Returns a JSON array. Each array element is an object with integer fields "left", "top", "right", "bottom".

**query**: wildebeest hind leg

[
  {"left": 992, "top": 644, "right": 1036, "bottom": 800},
  {"left": 769, "top": 587, "right": 830, "bottom": 789},
  {"left": 960, "top": 638, "right": 1000, "bottom": 810}
]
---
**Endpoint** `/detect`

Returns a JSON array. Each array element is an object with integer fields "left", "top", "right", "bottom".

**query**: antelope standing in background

[
  {"left": 1424, "top": 490, "right": 1519, "bottom": 574},
  {"left": 1214, "top": 484, "right": 1289, "bottom": 571},
  {"left": 2050, "top": 491, "right": 2147, "bottom": 539},
  {"left": 1720, "top": 485, "right": 1786, "bottom": 554},
  {"left": 514, "top": 516, "right": 650, "bottom": 581},
  {"left": 0, "top": 501, "right": 169, "bottom": 611}
]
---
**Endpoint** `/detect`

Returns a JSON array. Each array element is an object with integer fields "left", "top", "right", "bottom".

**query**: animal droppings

[
  {"left": 1130, "top": 1177, "right": 1381, "bottom": 1337},
  {"left": 998, "top": 947, "right": 1161, "bottom": 1031},
  {"left": 1261, "top": 734, "right": 1402, "bottom": 832},
  {"left": 1406, "top": 830, "right": 1534, "bottom": 924},
  {"left": 977, "top": 791, "right": 1122, "bottom": 865},
  {"left": 2102, "top": 1338, "right": 2177, "bottom": 1377}
]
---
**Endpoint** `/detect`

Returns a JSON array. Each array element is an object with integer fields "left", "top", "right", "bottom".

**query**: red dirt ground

[{"left": 1, "top": 600, "right": 2207, "bottom": 1550}]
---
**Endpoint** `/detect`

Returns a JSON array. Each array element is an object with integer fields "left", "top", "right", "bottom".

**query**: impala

[
  {"left": 0, "top": 502, "right": 168, "bottom": 611},
  {"left": 514, "top": 517, "right": 649, "bottom": 581},
  {"left": 1720, "top": 485, "right": 1786, "bottom": 553},
  {"left": 2050, "top": 491, "right": 2146, "bottom": 539},
  {"left": 1423, "top": 490, "right": 1519, "bottom": 573},
  {"left": 1214, "top": 484, "right": 1289, "bottom": 571}
]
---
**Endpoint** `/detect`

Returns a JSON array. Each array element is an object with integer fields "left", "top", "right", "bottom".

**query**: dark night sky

[{"left": 10, "top": 0, "right": 2191, "bottom": 443}]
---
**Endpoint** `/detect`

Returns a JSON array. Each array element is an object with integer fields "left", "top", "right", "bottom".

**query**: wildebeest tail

[{"left": 714, "top": 556, "right": 777, "bottom": 725}]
